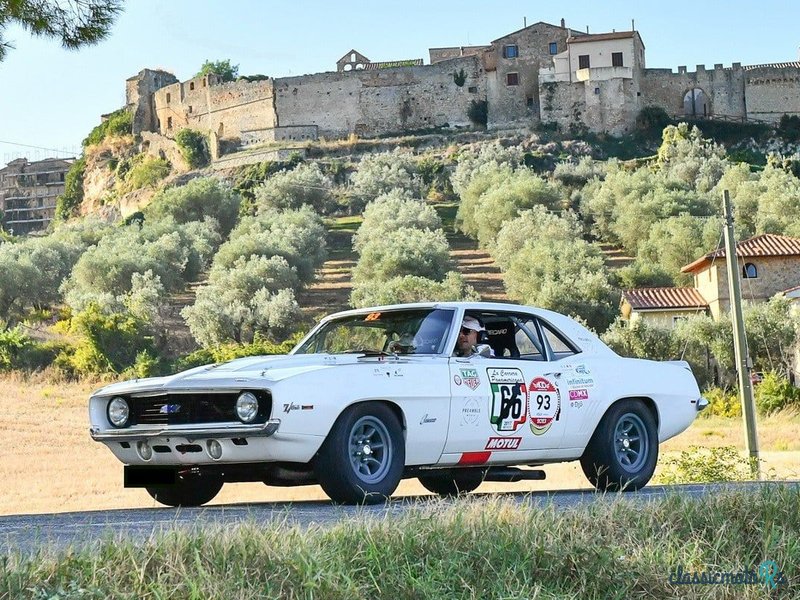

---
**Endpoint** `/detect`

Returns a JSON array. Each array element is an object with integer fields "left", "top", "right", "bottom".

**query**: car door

[{"left": 441, "top": 312, "right": 570, "bottom": 465}]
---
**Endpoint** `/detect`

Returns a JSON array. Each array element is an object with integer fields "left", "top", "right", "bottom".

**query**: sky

[{"left": 1, "top": 0, "right": 799, "bottom": 166}]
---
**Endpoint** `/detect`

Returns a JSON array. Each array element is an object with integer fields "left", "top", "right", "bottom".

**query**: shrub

[
  {"left": 0, "top": 325, "right": 28, "bottom": 370},
  {"left": 175, "top": 129, "right": 210, "bottom": 169},
  {"left": 755, "top": 371, "right": 800, "bottom": 415},
  {"left": 254, "top": 163, "right": 335, "bottom": 215},
  {"left": 349, "top": 149, "right": 423, "bottom": 212},
  {"left": 601, "top": 319, "right": 678, "bottom": 361},
  {"left": 656, "top": 445, "right": 753, "bottom": 484},
  {"left": 497, "top": 222, "right": 618, "bottom": 332},
  {"left": 352, "top": 190, "right": 441, "bottom": 254},
  {"left": 215, "top": 207, "right": 327, "bottom": 283},
  {"left": 350, "top": 271, "right": 480, "bottom": 308},
  {"left": 351, "top": 228, "right": 451, "bottom": 284},
  {"left": 700, "top": 387, "right": 741, "bottom": 418},
  {"left": 634, "top": 106, "right": 672, "bottom": 137},
  {"left": 467, "top": 99, "right": 488, "bottom": 127},
  {"left": 451, "top": 141, "right": 523, "bottom": 198},
  {"left": 777, "top": 114, "right": 800, "bottom": 143},
  {"left": 182, "top": 284, "right": 302, "bottom": 348},
  {"left": 174, "top": 333, "right": 303, "bottom": 371},
  {"left": 59, "top": 303, "right": 156, "bottom": 376},
  {"left": 146, "top": 177, "right": 241, "bottom": 236},
  {"left": 118, "top": 156, "right": 171, "bottom": 193},
  {"left": 82, "top": 108, "right": 133, "bottom": 147},
  {"left": 54, "top": 157, "right": 86, "bottom": 222}
]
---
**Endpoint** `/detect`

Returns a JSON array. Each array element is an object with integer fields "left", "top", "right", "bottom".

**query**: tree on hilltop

[
  {"left": 0, "top": 0, "right": 123, "bottom": 61},
  {"left": 196, "top": 59, "right": 239, "bottom": 82}
]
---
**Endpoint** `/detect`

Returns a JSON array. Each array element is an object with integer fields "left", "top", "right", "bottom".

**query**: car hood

[{"left": 91, "top": 354, "right": 367, "bottom": 397}]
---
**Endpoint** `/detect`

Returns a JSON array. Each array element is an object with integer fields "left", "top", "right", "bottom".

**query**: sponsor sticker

[
  {"left": 453, "top": 374, "right": 463, "bottom": 386},
  {"left": 460, "top": 368, "right": 481, "bottom": 390},
  {"left": 569, "top": 389, "right": 589, "bottom": 401},
  {"left": 528, "top": 376, "right": 561, "bottom": 436},
  {"left": 460, "top": 398, "right": 481, "bottom": 425},
  {"left": 574, "top": 364, "right": 591, "bottom": 375},
  {"left": 283, "top": 403, "right": 314, "bottom": 413},
  {"left": 419, "top": 413, "right": 437, "bottom": 425},
  {"left": 485, "top": 436, "right": 521, "bottom": 450},
  {"left": 487, "top": 368, "right": 528, "bottom": 435},
  {"left": 565, "top": 375, "right": 594, "bottom": 388}
]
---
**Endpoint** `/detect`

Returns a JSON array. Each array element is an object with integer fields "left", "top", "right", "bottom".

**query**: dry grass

[{"left": 1, "top": 373, "right": 797, "bottom": 516}]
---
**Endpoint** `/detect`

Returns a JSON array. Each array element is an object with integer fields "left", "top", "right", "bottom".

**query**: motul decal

[{"left": 485, "top": 437, "right": 521, "bottom": 450}]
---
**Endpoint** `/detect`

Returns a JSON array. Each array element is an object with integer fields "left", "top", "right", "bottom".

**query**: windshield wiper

[{"left": 341, "top": 349, "right": 396, "bottom": 357}]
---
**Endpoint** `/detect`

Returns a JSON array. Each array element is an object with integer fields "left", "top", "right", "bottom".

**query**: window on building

[
  {"left": 549, "top": 42, "right": 558, "bottom": 55},
  {"left": 188, "top": 105, "right": 193, "bottom": 113},
  {"left": 526, "top": 96, "right": 534, "bottom": 108},
  {"left": 743, "top": 262, "right": 758, "bottom": 278},
  {"left": 189, "top": 82, "right": 195, "bottom": 91},
  {"left": 506, "top": 72, "right": 519, "bottom": 86},
  {"left": 578, "top": 55, "right": 590, "bottom": 69},
  {"left": 166, "top": 93, "right": 171, "bottom": 103},
  {"left": 503, "top": 44, "right": 518, "bottom": 59},
  {"left": 594, "top": 87, "right": 600, "bottom": 94},
  {"left": 612, "top": 52, "right": 624, "bottom": 67},
  {"left": 167, "top": 116, "right": 173, "bottom": 129},
  {"left": 468, "top": 86, "right": 478, "bottom": 93}
]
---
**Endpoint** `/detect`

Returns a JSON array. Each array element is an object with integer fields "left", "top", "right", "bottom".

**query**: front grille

[{"left": 124, "top": 390, "right": 272, "bottom": 426}]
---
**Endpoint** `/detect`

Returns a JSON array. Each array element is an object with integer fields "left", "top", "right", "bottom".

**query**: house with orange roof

[{"left": 621, "top": 233, "right": 800, "bottom": 326}]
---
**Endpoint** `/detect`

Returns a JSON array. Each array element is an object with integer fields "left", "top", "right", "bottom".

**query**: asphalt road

[{"left": 1, "top": 481, "right": 797, "bottom": 555}]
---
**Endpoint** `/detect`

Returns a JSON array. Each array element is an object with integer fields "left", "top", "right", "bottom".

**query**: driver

[{"left": 455, "top": 316, "right": 494, "bottom": 358}]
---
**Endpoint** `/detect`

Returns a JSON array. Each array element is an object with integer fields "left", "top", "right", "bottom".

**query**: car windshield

[{"left": 293, "top": 308, "right": 455, "bottom": 356}]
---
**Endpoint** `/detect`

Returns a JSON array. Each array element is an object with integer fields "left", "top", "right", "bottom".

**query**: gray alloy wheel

[
  {"left": 314, "top": 402, "right": 405, "bottom": 504},
  {"left": 580, "top": 399, "right": 658, "bottom": 492}
]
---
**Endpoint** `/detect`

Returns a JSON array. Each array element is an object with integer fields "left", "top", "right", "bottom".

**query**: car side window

[
  {"left": 539, "top": 320, "right": 579, "bottom": 360},
  {"left": 514, "top": 318, "right": 545, "bottom": 361}
]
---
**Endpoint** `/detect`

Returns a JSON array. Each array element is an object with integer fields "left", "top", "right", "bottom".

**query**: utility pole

[{"left": 722, "top": 190, "right": 760, "bottom": 478}]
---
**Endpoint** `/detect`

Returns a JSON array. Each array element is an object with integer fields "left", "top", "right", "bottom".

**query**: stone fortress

[{"left": 126, "top": 19, "right": 800, "bottom": 149}]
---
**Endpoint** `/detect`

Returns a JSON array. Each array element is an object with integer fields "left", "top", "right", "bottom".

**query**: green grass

[
  {"left": 324, "top": 215, "right": 363, "bottom": 233},
  {"left": 3, "top": 488, "right": 797, "bottom": 599}
]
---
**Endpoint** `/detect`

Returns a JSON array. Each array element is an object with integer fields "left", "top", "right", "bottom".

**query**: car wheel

[
  {"left": 314, "top": 402, "right": 404, "bottom": 504},
  {"left": 146, "top": 473, "right": 223, "bottom": 507},
  {"left": 418, "top": 469, "right": 484, "bottom": 496},
  {"left": 580, "top": 399, "right": 658, "bottom": 492}
]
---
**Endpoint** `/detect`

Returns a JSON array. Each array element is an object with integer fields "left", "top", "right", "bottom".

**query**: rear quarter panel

[{"left": 559, "top": 356, "right": 701, "bottom": 450}]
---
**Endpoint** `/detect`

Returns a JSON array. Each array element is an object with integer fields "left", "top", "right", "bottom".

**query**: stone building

[
  {"left": 681, "top": 233, "right": 800, "bottom": 319},
  {"left": 0, "top": 157, "right": 74, "bottom": 235},
  {"left": 622, "top": 233, "right": 800, "bottom": 328},
  {"left": 620, "top": 287, "right": 708, "bottom": 328},
  {"left": 124, "top": 20, "right": 800, "bottom": 147}
]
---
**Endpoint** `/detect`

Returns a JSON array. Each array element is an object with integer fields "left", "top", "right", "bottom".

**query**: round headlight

[
  {"left": 107, "top": 397, "right": 130, "bottom": 428},
  {"left": 236, "top": 392, "right": 259, "bottom": 423}
]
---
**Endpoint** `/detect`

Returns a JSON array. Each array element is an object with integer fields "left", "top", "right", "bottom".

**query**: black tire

[
  {"left": 146, "top": 473, "right": 223, "bottom": 507},
  {"left": 314, "top": 402, "right": 404, "bottom": 504},
  {"left": 418, "top": 469, "right": 484, "bottom": 496},
  {"left": 580, "top": 399, "right": 658, "bottom": 492}
]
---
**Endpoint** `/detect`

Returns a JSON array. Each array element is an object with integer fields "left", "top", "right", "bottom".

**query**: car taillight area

[{"left": 117, "top": 390, "right": 272, "bottom": 427}]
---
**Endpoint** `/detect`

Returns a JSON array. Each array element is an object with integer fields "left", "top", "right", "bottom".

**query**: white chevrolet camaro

[{"left": 89, "top": 302, "right": 707, "bottom": 506}]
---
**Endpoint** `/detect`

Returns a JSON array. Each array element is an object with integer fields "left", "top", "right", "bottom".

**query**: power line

[{"left": 0, "top": 139, "right": 77, "bottom": 156}]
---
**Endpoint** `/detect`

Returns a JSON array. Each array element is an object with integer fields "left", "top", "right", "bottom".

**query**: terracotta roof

[
  {"left": 783, "top": 284, "right": 800, "bottom": 296},
  {"left": 622, "top": 288, "right": 708, "bottom": 311},
  {"left": 681, "top": 233, "right": 800, "bottom": 273},
  {"left": 743, "top": 62, "right": 800, "bottom": 70},
  {"left": 567, "top": 31, "right": 638, "bottom": 44}
]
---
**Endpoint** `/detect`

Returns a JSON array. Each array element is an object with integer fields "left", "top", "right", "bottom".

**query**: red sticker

[{"left": 458, "top": 451, "right": 491, "bottom": 465}]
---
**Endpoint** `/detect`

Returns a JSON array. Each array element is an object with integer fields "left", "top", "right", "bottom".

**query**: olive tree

[
  {"left": 254, "top": 163, "right": 336, "bottom": 215},
  {"left": 353, "top": 190, "right": 442, "bottom": 254}
]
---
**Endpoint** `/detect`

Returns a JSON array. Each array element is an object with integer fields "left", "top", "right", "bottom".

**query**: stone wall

[
  {"left": 695, "top": 256, "right": 800, "bottom": 319},
  {"left": 152, "top": 75, "right": 276, "bottom": 140},
  {"left": 744, "top": 65, "right": 800, "bottom": 122},
  {"left": 126, "top": 69, "right": 179, "bottom": 134},
  {"left": 241, "top": 125, "right": 319, "bottom": 146},
  {"left": 274, "top": 56, "right": 483, "bottom": 138},
  {"left": 638, "top": 64, "right": 746, "bottom": 120}
]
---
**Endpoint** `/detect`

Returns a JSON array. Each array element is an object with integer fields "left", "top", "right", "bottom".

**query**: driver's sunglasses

[{"left": 460, "top": 327, "right": 473, "bottom": 335}]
